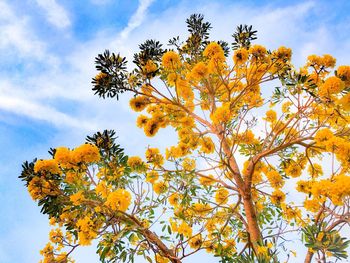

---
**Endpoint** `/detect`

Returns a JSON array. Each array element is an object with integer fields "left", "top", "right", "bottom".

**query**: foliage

[{"left": 21, "top": 14, "right": 350, "bottom": 263}]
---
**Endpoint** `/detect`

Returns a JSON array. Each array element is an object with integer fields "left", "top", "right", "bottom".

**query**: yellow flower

[
  {"left": 215, "top": 188, "right": 229, "bottom": 204},
  {"left": 274, "top": 46, "right": 292, "bottom": 60},
  {"left": 28, "top": 177, "right": 59, "bottom": 200},
  {"left": 314, "top": 128, "right": 333, "bottom": 145},
  {"left": 304, "top": 198, "right": 320, "bottom": 212},
  {"left": 71, "top": 143, "right": 100, "bottom": 164},
  {"left": 105, "top": 189, "right": 132, "bottom": 212},
  {"left": 127, "top": 156, "right": 145, "bottom": 172},
  {"left": 95, "top": 181, "right": 109, "bottom": 198},
  {"left": 270, "top": 189, "right": 285, "bottom": 205},
  {"left": 76, "top": 216, "right": 97, "bottom": 246},
  {"left": 143, "top": 119, "right": 160, "bottom": 137},
  {"left": 337, "top": 93, "right": 350, "bottom": 111},
  {"left": 199, "top": 174, "right": 215, "bottom": 186},
  {"left": 257, "top": 245, "right": 268, "bottom": 256},
  {"left": 284, "top": 162, "right": 302, "bottom": 178},
  {"left": 141, "top": 84, "right": 153, "bottom": 95},
  {"left": 249, "top": 45, "right": 267, "bottom": 60},
  {"left": 145, "top": 147, "right": 164, "bottom": 167},
  {"left": 296, "top": 180, "right": 312, "bottom": 193},
  {"left": 264, "top": 109, "right": 277, "bottom": 122},
  {"left": 40, "top": 242, "right": 54, "bottom": 257},
  {"left": 319, "top": 76, "right": 344, "bottom": 97},
  {"left": 282, "top": 204, "right": 301, "bottom": 222},
  {"left": 307, "top": 54, "right": 322, "bottom": 67},
  {"left": 176, "top": 78, "right": 194, "bottom": 101},
  {"left": 307, "top": 54, "right": 336, "bottom": 69},
  {"left": 321, "top": 54, "right": 336, "bottom": 68},
  {"left": 282, "top": 101, "right": 292, "bottom": 113},
  {"left": 239, "top": 130, "right": 258, "bottom": 144},
  {"left": 70, "top": 190, "right": 85, "bottom": 205},
  {"left": 199, "top": 136, "right": 215, "bottom": 154},
  {"left": 146, "top": 171, "right": 159, "bottom": 184},
  {"left": 233, "top": 48, "right": 249, "bottom": 65},
  {"left": 49, "top": 217, "right": 57, "bottom": 226},
  {"left": 192, "top": 203, "right": 211, "bottom": 216},
  {"left": 210, "top": 103, "right": 231, "bottom": 124},
  {"left": 189, "top": 234, "right": 202, "bottom": 249},
  {"left": 168, "top": 193, "right": 181, "bottom": 206},
  {"left": 143, "top": 60, "right": 157, "bottom": 74},
  {"left": 203, "top": 42, "right": 225, "bottom": 60},
  {"left": 266, "top": 170, "right": 284, "bottom": 188},
  {"left": 162, "top": 51, "right": 181, "bottom": 69},
  {"left": 167, "top": 72, "right": 177, "bottom": 86},
  {"left": 337, "top": 65, "right": 350, "bottom": 84},
  {"left": 49, "top": 228, "right": 63, "bottom": 244},
  {"left": 34, "top": 159, "right": 61, "bottom": 174},
  {"left": 153, "top": 180, "right": 168, "bottom": 195},
  {"left": 190, "top": 62, "right": 208, "bottom": 80},
  {"left": 155, "top": 254, "right": 170, "bottom": 263},
  {"left": 182, "top": 158, "right": 196, "bottom": 171},
  {"left": 54, "top": 147, "right": 75, "bottom": 169},
  {"left": 129, "top": 96, "right": 150, "bottom": 112},
  {"left": 177, "top": 221, "right": 192, "bottom": 238},
  {"left": 94, "top": 72, "right": 108, "bottom": 84},
  {"left": 307, "top": 163, "right": 323, "bottom": 177}
]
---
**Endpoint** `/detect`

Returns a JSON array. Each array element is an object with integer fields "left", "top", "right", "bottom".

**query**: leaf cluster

[
  {"left": 302, "top": 223, "right": 350, "bottom": 260},
  {"left": 231, "top": 24, "right": 257, "bottom": 50},
  {"left": 133, "top": 39, "right": 165, "bottom": 67},
  {"left": 92, "top": 50, "right": 128, "bottom": 99}
]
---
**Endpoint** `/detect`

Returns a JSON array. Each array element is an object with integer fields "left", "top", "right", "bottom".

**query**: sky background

[{"left": 0, "top": 0, "right": 350, "bottom": 262}]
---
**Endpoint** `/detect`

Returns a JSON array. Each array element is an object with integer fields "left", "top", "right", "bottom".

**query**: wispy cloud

[
  {"left": 0, "top": 93, "right": 96, "bottom": 131},
  {"left": 0, "top": 0, "right": 156, "bottom": 131},
  {"left": 0, "top": 0, "right": 47, "bottom": 59},
  {"left": 119, "top": 0, "right": 155, "bottom": 40},
  {"left": 35, "top": 0, "right": 71, "bottom": 29}
]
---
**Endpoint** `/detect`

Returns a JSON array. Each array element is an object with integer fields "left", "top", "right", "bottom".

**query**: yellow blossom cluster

[
  {"left": 145, "top": 147, "right": 164, "bottom": 167},
  {"left": 28, "top": 176, "right": 60, "bottom": 200},
  {"left": 34, "top": 159, "right": 61, "bottom": 174},
  {"left": 76, "top": 216, "right": 98, "bottom": 245},
  {"left": 105, "top": 189, "right": 132, "bottom": 212},
  {"left": 215, "top": 188, "right": 229, "bottom": 204},
  {"left": 127, "top": 156, "right": 145, "bottom": 172},
  {"left": 162, "top": 51, "right": 181, "bottom": 69},
  {"left": 298, "top": 174, "right": 350, "bottom": 208},
  {"left": 54, "top": 143, "right": 100, "bottom": 168}
]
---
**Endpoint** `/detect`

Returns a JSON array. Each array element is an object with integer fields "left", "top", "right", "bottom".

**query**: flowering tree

[{"left": 20, "top": 14, "right": 350, "bottom": 263}]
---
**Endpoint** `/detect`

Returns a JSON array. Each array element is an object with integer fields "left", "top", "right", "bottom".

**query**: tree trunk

[
  {"left": 242, "top": 193, "right": 261, "bottom": 244},
  {"left": 214, "top": 127, "right": 262, "bottom": 248},
  {"left": 304, "top": 250, "right": 314, "bottom": 263}
]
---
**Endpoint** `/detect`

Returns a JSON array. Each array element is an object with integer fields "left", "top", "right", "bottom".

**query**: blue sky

[{"left": 0, "top": 0, "right": 350, "bottom": 262}]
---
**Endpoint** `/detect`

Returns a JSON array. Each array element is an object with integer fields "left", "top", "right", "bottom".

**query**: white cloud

[
  {"left": 118, "top": 0, "right": 155, "bottom": 40},
  {"left": 0, "top": 93, "right": 96, "bottom": 130},
  {"left": 35, "top": 0, "right": 71, "bottom": 29},
  {"left": 0, "top": 0, "right": 156, "bottom": 130},
  {"left": 0, "top": 0, "right": 47, "bottom": 59}
]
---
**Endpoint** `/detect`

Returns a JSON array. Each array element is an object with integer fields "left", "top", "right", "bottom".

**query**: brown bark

[
  {"left": 242, "top": 193, "right": 261, "bottom": 243},
  {"left": 304, "top": 250, "right": 314, "bottom": 263},
  {"left": 120, "top": 213, "right": 181, "bottom": 263},
  {"left": 142, "top": 228, "right": 181, "bottom": 263},
  {"left": 214, "top": 127, "right": 262, "bottom": 248}
]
